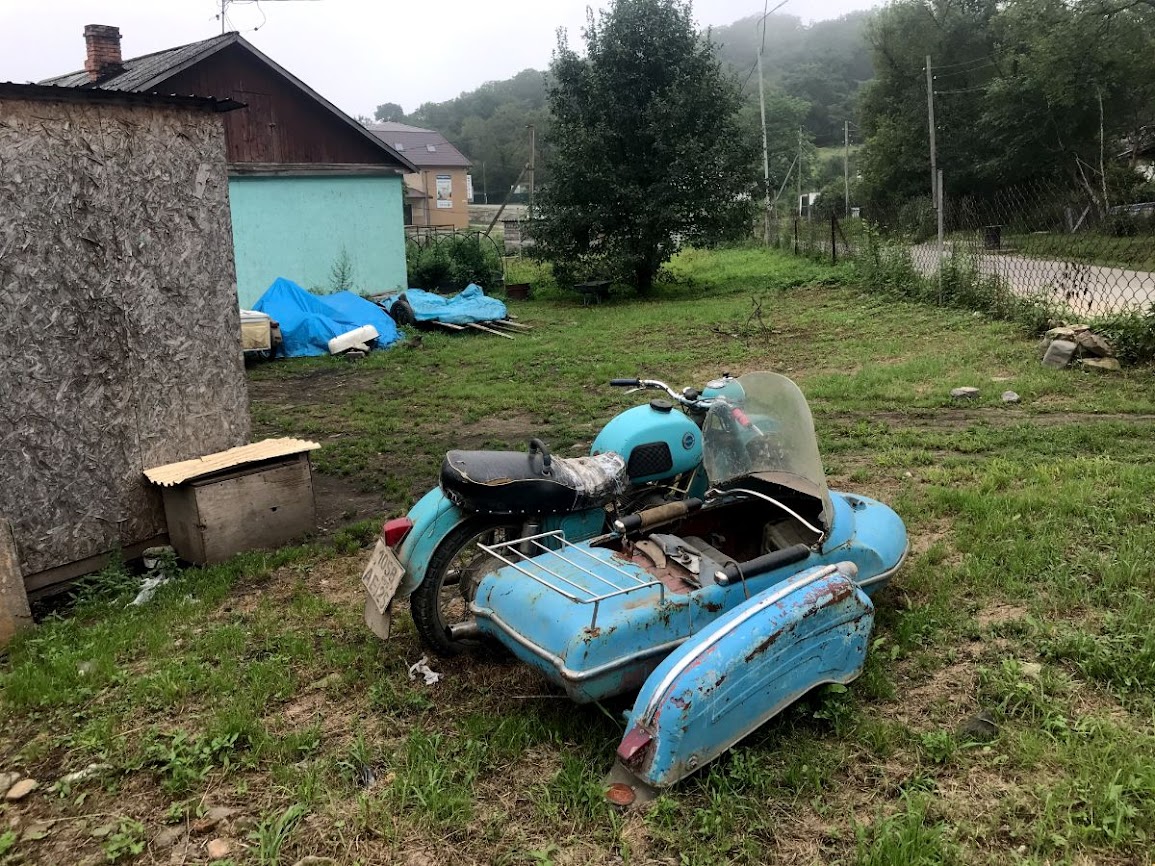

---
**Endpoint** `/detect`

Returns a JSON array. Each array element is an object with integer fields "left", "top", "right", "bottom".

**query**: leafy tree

[
  {"left": 533, "top": 0, "right": 759, "bottom": 292},
  {"left": 373, "top": 102, "right": 406, "bottom": 122},
  {"left": 858, "top": 0, "right": 1155, "bottom": 213}
]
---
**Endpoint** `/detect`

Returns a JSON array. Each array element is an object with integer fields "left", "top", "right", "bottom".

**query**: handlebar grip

[
  {"left": 609, "top": 378, "right": 642, "bottom": 387},
  {"left": 715, "top": 544, "right": 811, "bottom": 586},
  {"left": 614, "top": 498, "right": 703, "bottom": 534}
]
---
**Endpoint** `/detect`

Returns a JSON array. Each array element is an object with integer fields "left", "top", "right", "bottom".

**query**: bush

[{"left": 406, "top": 236, "right": 503, "bottom": 293}]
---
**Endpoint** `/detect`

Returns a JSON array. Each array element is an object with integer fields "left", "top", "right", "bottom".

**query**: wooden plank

[
  {"left": 432, "top": 320, "right": 466, "bottom": 331},
  {"left": 467, "top": 322, "right": 515, "bottom": 339},
  {"left": 160, "top": 485, "right": 207, "bottom": 565},
  {"left": 24, "top": 535, "right": 168, "bottom": 597},
  {"left": 0, "top": 518, "right": 32, "bottom": 646},
  {"left": 186, "top": 455, "right": 315, "bottom": 564},
  {"left": 493, "top": 320, "right": 532, "bottom": 330}
]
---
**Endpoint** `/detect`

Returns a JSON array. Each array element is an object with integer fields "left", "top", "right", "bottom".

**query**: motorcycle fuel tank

[{"left": 592, "top": 402, "right": 702, "bottom": 484}]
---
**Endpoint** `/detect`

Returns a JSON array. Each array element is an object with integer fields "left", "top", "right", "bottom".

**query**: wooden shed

[{"left": 0, "top": 82, "right": 249, "bottom": 596}]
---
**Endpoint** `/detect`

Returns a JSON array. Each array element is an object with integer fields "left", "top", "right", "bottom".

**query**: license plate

[{"left": 362, "top": 538, "right": 405, "bottom": 615}]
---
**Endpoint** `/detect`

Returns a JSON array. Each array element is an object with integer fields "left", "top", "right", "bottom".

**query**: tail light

[{"left": 383, "top": 517, "right": 414, "bottom": 548}]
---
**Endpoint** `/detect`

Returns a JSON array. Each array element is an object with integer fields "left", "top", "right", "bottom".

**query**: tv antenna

[{"left": 217, "top": 0, "right": 319, "bottom": 34}]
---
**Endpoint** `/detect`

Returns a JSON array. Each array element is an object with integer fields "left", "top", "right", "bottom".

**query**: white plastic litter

[
  {"left": 327, "top": 325, "right": 379, "bottom": 355},
  {"left": 128, "top": 575, "right": 169, "bottom": 607},
  {"left": 407, "top": 656, "right": 442, "bottom": 685}
]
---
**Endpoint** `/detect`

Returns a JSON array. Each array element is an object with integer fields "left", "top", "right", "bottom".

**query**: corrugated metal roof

[
  {"left": 368, "top": 122, "right": 472, "bottom": 168},
  {"left": 40, "top": 33, "right": 238, "bottom": 92},
  {"left": 0, "top": 81, "right": 243, "bottom": 112},
  {"left": 40, "top": 32, "right": 417, "bottom": 173},
  {"left": 144, "top": 438, "right": 320, "bottom": 486}
]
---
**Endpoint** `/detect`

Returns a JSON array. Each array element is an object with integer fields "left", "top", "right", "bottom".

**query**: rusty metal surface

[{"left": 616, "top": 564, "right": 875, "bottom": 788}]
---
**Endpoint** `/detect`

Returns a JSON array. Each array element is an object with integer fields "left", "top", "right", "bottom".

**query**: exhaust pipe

[{"left": 447, "top": 620, "right": 482, "bottom": 641}]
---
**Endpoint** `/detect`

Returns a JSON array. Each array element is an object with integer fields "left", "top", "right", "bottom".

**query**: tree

[
  {"left": 858, "top": 0, "right": 1155, "bottom": 213},
  {"left": 534, "top": 0, "right": 759, "bottom": 292},
  {"left": 373, "top": 102, "right": 406, "bottom": 122}
]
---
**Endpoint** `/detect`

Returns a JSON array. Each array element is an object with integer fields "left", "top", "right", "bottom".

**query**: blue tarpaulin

[
  {"left": 253, "top": 278, "right": 402, "bottom": 358},
  {"left": 380, "top": 284, "right": 507, "bottom": 325}
]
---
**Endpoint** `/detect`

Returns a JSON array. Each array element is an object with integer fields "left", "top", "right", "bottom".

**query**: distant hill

[{"left": 372, "top": 9, "right": 875, "bottom": 199}]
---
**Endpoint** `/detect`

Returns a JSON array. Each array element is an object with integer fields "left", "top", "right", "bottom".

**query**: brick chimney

[{"left": 83, "top": 25, "right": 123, "bottom": 81}]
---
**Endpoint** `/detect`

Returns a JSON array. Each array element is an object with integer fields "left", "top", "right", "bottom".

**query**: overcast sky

[{"left": 1, "top": 0, "right": 878, "bottom": 117}]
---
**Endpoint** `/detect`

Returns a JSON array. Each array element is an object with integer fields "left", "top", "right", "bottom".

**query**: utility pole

[
  {"left": 797, "top": 127, "right": 804, "bottom": 218},
  {"left": 844, "top": 120, "right": 850, "bottom": 218},
  {"left": 757, "top": 45, "right": 770, "bottom": 243},
  {"left": 527, "top": 124, "right": 536, "bottom": 219},
  {"left": 926, "top": 55, "right": 937, "bottom": 209},
  {"left": 755, "top": 0, "right": 790, "bottom": 243}
]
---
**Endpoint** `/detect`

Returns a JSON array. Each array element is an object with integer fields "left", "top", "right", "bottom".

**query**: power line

[{"left": 928, "top": 55, "right": 999, "bottom": 72}]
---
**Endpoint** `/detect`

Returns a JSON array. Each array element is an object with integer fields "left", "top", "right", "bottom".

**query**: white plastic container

[{"left": 327, "top": 324, "right": 379, "bottom": 355}]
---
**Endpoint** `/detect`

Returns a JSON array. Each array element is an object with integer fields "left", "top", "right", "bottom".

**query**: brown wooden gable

[{"left": 159, "top": 44, "right": 395, "bottom": 167}]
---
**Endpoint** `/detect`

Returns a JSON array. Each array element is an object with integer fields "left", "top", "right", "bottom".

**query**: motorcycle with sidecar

[{"left": 363, "top": 371, "right": 908, "bottom": 793}]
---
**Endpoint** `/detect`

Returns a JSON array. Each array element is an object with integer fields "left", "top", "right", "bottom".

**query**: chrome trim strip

[
  {"left": 639, "top": 563, "right": 847, "bottom": 725},
  {"left": 857, "top": 542, "right": 909, "bottom": 589},
  {"left": 471, "top": 603, "right": 688, "bottom": 684}
]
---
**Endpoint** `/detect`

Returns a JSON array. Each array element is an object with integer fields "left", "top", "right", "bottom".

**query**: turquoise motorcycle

[
  {"left": 362, "top": 375, "right": 741, "bottom": 655},
  {"left": 465, "top": 371, "right": 907, "bottom": 792}
]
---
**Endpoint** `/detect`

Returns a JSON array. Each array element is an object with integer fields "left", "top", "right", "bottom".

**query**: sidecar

[{"left": 466, "top": 372, "right": 908, "bottom": 790}]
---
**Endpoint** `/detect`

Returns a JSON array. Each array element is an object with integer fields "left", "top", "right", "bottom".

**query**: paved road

[{"left": 911, "top": 243, "right": 1155, "bottom": 315}]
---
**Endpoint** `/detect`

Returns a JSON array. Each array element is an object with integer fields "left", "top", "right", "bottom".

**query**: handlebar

[{"left": 609, "top": 377, "right": 712, "bottom": 410}]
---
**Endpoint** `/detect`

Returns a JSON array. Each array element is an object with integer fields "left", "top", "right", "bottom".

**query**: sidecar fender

[
  {"left": 615, "top": 562, "right": 873, "bottom": 788},
  {"left": 394, "top": 488, "right": 471, "bottom": 599}
]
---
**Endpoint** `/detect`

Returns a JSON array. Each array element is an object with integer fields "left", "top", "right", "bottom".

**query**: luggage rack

[{"left": 479, "top": 530, "right": 666, "bottom": 629}]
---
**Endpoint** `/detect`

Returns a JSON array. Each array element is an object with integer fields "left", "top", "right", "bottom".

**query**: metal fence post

[
  {"left": 793, "top": 218, "right": 799, "bottom": 255},
  {"left": 831, "top": 213, "right": 838, "bottom": 265},
  {"left": 937, "top": 168, "right": 945, "bottom": 302}
]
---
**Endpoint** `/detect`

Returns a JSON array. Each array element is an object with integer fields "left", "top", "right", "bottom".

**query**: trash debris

[
  {"left": 129, "top": 546, "right": 179, "bottom": 606},
  {"left": 57, "top": 763, "right": 110, "bottom": 787},
  {"left": 407, "top": 656, "right": 442, "bottom": 685}
]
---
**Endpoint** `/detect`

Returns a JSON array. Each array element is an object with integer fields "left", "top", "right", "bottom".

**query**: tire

[
  {"left": 410, "top": 517, "right": 525, "bottom": 656},
  {"left": 390, "top": 297, "right": 416, "bottom": 327}
]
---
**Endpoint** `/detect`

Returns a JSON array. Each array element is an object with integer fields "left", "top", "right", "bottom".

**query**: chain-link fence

[{"left": 772, "top": 178, "right": 1155, "bottom": 316}]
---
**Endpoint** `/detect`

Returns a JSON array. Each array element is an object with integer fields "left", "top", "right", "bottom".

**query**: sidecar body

[{"left": 468, "top": 372, "right": 908, "bottom": 789}]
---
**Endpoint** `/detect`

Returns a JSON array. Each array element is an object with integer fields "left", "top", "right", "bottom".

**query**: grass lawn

[{"left": 4, "top": 246, "right": 1155, "bottom": 865}]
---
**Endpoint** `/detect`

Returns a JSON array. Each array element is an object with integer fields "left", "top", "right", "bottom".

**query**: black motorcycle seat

[{"left": 441, "top": 448, "right": 628, "bottom": 516}]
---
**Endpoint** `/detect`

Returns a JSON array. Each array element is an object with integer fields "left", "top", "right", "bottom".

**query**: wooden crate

[{"left": 146, "top": 439, "right": 319, "bottom": 565}]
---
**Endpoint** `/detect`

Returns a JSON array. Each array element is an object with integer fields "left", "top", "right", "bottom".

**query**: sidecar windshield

[{"left": 701, "top": 372, "right": 832, "bottom": 528}]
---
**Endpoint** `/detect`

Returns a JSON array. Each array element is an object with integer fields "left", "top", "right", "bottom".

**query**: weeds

[
  {"left": 250, "top": 803, "right": 308, "bottom": 866},
  {"left": 854, "top": 796, "right": 959, "bottom": 865}
]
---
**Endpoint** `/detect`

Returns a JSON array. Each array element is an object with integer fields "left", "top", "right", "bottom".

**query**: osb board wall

[{"left": 0, "top": 97, "right": 250, "bottom": 581}]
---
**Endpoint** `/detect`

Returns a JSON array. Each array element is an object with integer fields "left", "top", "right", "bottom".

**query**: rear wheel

[{"left": 410, "top": 517, "right": 525, "bottom": 656}]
